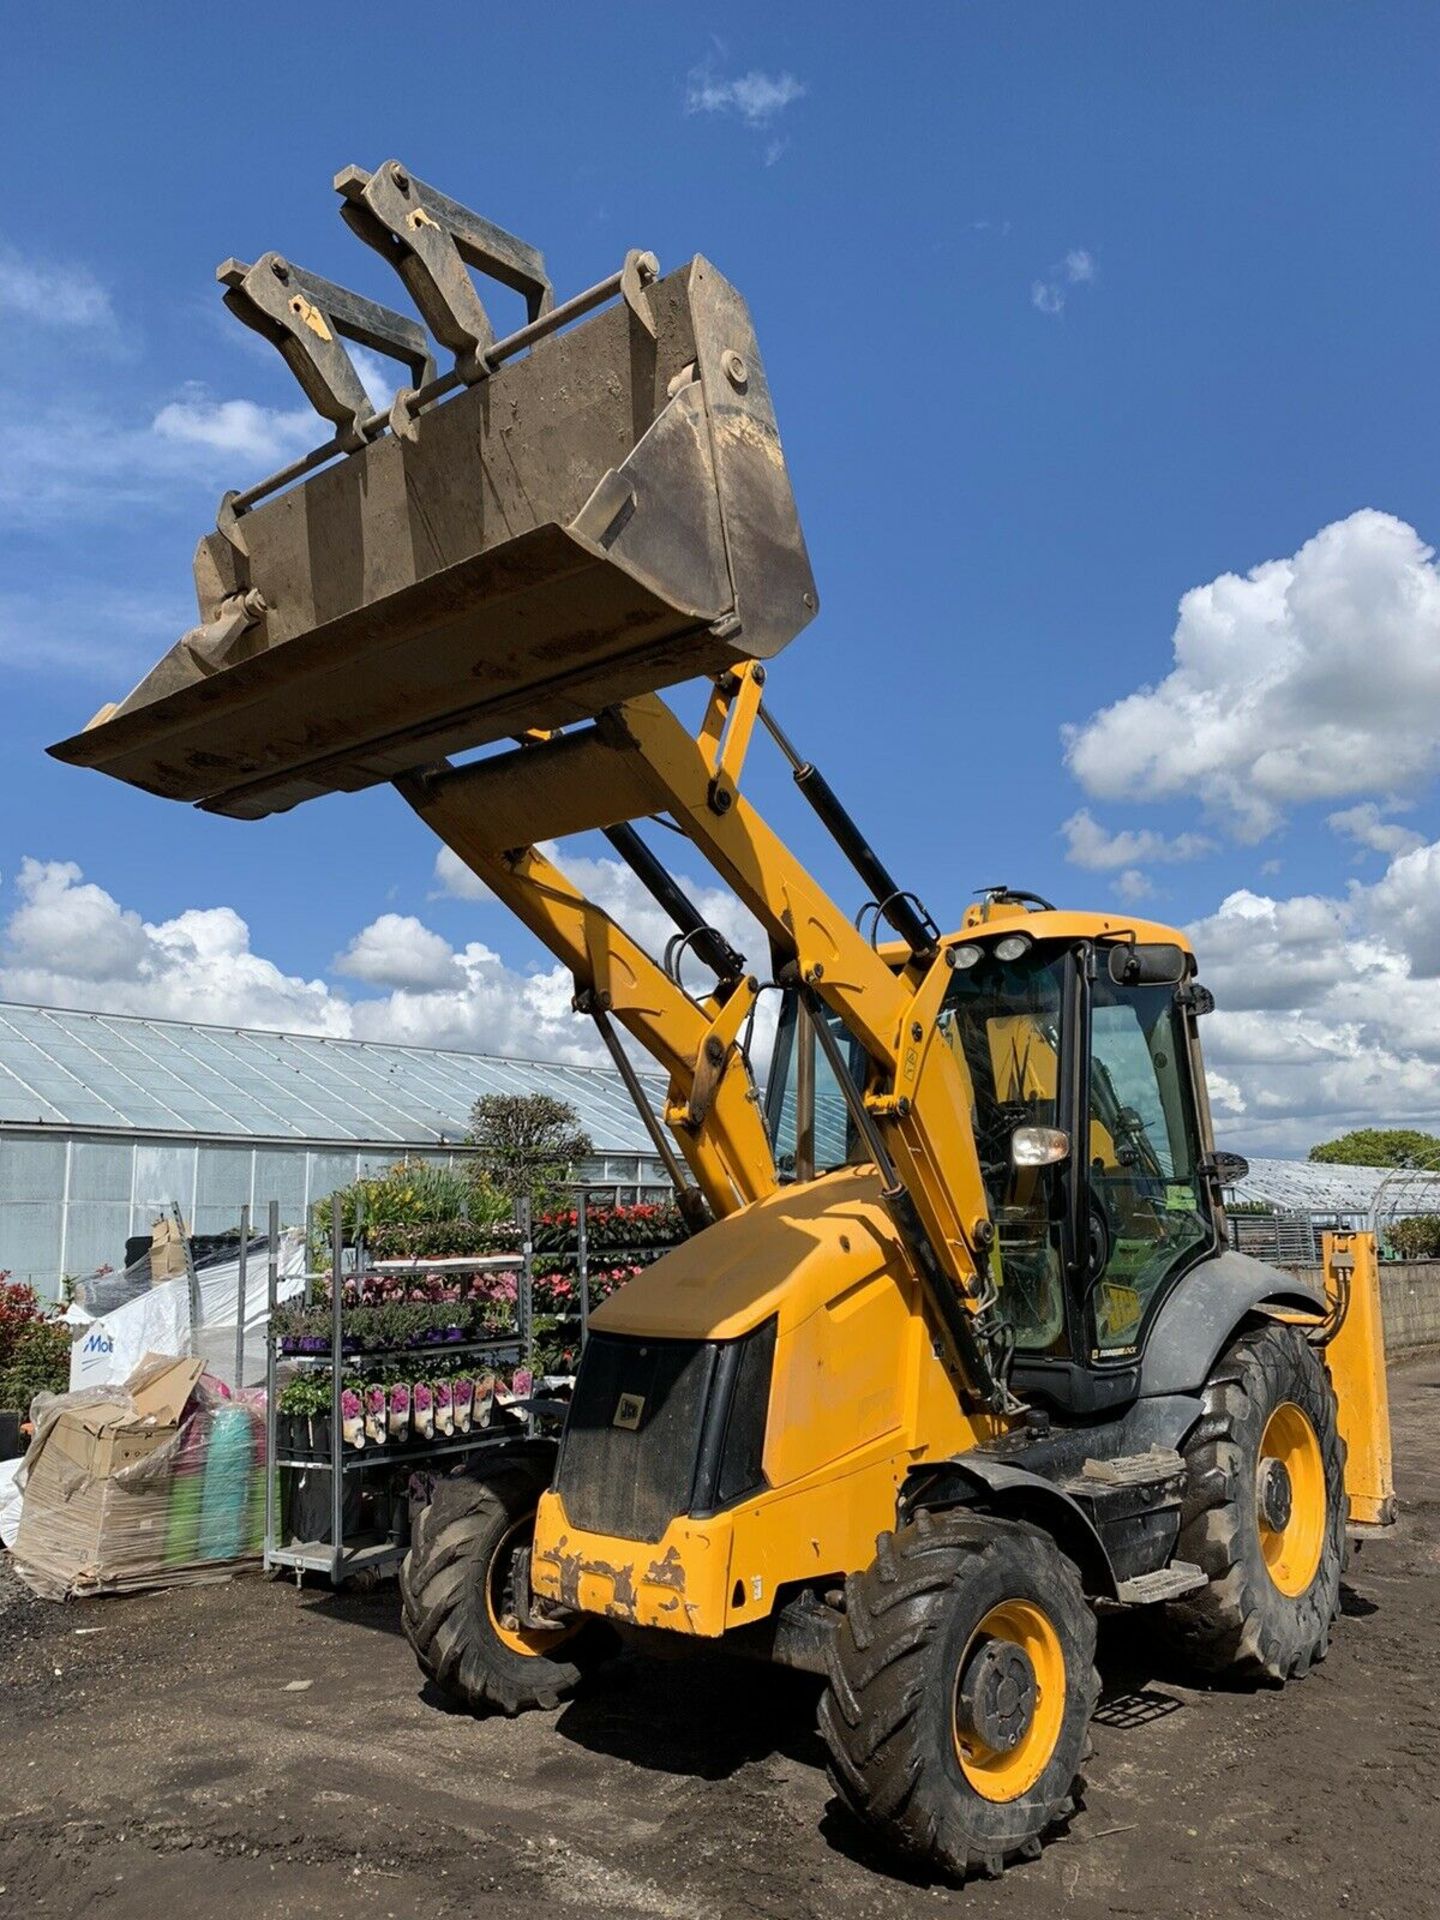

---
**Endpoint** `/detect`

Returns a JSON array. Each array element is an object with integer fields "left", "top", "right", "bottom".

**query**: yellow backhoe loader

[{"left": 51, "top": 171, "right": 1395, "bottom": 1882}]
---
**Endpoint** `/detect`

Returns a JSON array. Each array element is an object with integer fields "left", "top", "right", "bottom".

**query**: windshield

[{"left": 1084, "top": 975, "right": 1213, "bottom": 1354}]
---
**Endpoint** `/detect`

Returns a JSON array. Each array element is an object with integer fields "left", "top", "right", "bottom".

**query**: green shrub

[
  {"left": 0, "top": 1320, "right": 71, "bottom": 1413},
  {"left": 1384, "top": 1214, "right": 1440, "bottom": 1260},
  {"left": 467, "top": 1093, "right": 593, "bottom": 1202}
]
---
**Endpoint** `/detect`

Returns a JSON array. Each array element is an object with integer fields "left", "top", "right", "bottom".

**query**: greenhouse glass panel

[
  {"left": 1, "top": 1136, "right": 67, "bottom": 1204},
  {"left": 69, "top": 1141, "right": 132, "bottom": 1203}
]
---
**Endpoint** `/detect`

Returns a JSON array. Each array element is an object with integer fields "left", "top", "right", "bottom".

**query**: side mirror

[
  {"left": 1209, "top": 1150, "right": 1250, "bottom": 1186},
  {"left": 1107, "top": 942, "right": 1189, "bottom": 987},
  {"left": 1012, "top": 1126, "right": 1071, "bottom": 1168}
]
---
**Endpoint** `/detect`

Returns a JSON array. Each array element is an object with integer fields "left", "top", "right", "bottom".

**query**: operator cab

[{"left": 765, "top": 905, "right": 1225, "bottom": 1419}]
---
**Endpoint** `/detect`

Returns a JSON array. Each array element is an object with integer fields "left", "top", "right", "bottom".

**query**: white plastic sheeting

[{"left": 68, "top": 1229, "right": 310, "bottom": 1390}]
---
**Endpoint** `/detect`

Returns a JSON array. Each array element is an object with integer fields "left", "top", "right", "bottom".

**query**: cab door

[{"left": 1078, "top": 959, "right": 1218, "bottom": 1362}]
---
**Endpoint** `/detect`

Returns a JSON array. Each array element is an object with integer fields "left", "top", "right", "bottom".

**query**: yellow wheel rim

[
  {"left": 484, "top": 1516, "right": 580, "bottom": 1658},
  {"left": 953, "top": 1599, "right": 1067, "bottom": 1803},
  {"left": 1257, "top": 1401, "right": 1327, "bottom": 1598}
]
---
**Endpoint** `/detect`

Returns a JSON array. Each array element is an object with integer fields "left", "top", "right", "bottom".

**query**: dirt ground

[{"left": 2, "top": 1355, "right": 1437, "bottom": 1920}]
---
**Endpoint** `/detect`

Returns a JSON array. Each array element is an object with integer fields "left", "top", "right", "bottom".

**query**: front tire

[
  {"left": 818, "top": 1512, "right": 1098, "bottom": 1882},
  {"left": 1159, "top": 1321, "right": 1345, "bottom": 1683},
  {"left": 401, "top": 1450, "right": 608, "bottom": 1715}
]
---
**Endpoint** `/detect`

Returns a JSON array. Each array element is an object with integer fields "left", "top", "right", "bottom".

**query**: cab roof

[{"left": 876, "top": 904, "right": 1194, "bottom": 966}]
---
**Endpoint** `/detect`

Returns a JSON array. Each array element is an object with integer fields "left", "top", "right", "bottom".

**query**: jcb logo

[{"left": 613, "top": 1392, "right": 645, "bottom": 1430}]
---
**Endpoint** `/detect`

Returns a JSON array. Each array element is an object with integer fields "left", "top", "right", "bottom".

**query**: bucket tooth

[
  {"left": 218, "top": 252, "right": 435, "bottom": 444},
  {"left": 336, "top": 162, "right": 551, "bottom": 370}
]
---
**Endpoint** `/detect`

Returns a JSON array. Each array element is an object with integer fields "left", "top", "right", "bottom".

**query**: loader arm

[
  {"left": 400, "top": 669, "right": 1007, "bottom": 1410},
  {"left": 397, "top": 779, "right": 777, "bottom": 1221}
]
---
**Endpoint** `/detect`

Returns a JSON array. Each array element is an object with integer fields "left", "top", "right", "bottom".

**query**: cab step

[
  {"left": 1077, "top": 1447, "right": 1185, "bottom": 1488},
  {"left": 1114, "top": 1561, "right": 1208, "bottom": 1605}
]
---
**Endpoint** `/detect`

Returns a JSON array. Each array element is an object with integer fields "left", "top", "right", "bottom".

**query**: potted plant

[
  {"left": 387, "top": 1379, "right": 411, "bottom": 1446},
  {"left": 276, "top": 1376, "right": 313, "bottom": 1460},
  {"left": 451, "top": 1375, "right": 474, "bottom": 1434},
  {"left": 473, "top": 1373, "right": 495, "bottom": 1430},
  {"left": 340, "top": 1380, "right": 365, "bottom": 1451},
  {"left": 433, "top": 1377, "right": 453, "bottom": 1438},
  {"left": 364, "top": 1380, "right": 388, "bottom": 1447},
  {"left": 412, "top": 1379, "right": 435, "bottom": 1441},
  {"left": 309, "top": 1377, "right": 334, "bottom": 1461}
]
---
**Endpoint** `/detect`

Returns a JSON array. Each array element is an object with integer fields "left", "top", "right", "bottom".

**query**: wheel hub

[
  {"left": 956, "top": 1636, "right": 1037, "bottom": 1754},
  {"left": 1258, "top": 1455, "right": 1294, "bottom": 1532}
]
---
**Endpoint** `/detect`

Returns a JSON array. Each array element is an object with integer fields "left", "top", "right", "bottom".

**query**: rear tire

[
  {"left": 818, "top": 1512, "right": 1098, "bottom": 1883},
  {"left": 401, "top": 1450, "right": 609, "bottom": 1715},
  {"left": 1158, "top": 1321, "right": 1345, "bottom": 1684}
]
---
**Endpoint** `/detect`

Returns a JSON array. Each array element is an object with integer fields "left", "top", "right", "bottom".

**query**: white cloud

[
  {"left": 0, "top": 858, "right": 346, "bottom": 1034},
  {"left": 349, "top": 344, "right": 399, "bottom": 412},
  {"left": 685, "top": 59, "right": 806, "bottom": 128},
  {"left": 152, "top": 386, "right": 315, "bottom": 464},
  {"left": 431, "top": 846, "right": 492, "bottom": 902},
  {"left": 1032, "top": 245, "right": 1097, "bottom": 315},
  {"left": 1367, "top": 841, "right": 1440, "bottom": 977},
  {"left": 1061, "top": 809, "right": 1214, "bottom": 871},
  {"left": 0, "top": 242, "right": 114, "bottom": 330},
  {"left": 0, "top": 386, "right": 316, "bottom": 527},
  {"left": 1186, "top": 844, "right": 1440, "bottom": 1154},
  {"left": 0, "top": 851, "right": 773, "bottom": 1072},
  {"left": 334, "top": 914, "right": 463, "bottom": 992},
  {"left": 1113, "top": 868, "right": 1153, "bottom": 903},
  {"left": 1327, "top": 801, "right": 1425, "bottom": 860},
  {"left": 1065, "top": 511, "right": 1440, "bottom": 840},
  {"left": 0, "top": 856, "right": 608, "bottom": 1060},
  {"left": 7, "top": 860, "right": 150, "bottom": 982}
]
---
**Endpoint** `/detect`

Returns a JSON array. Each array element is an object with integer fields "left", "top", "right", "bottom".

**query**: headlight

[
  {"left": 950, "top": 943, "right": 984, "bottom": 969},
  {"left": 1011, "top": 1125, "right": 1071, "bottom": 1167},
  {"left": 994, "top": 933, "right": 1033, "bottom": 962}
]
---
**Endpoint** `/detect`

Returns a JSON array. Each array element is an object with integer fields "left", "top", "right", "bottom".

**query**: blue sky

[{"left": 2, "top": 3, "right": 1439, "bottom": 1155}]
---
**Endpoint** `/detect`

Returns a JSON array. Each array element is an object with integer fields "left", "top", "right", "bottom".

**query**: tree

[
  {"left": 468, "top": 1093, "right": 594, "bottom": 1201},
  {"left": 1308, "top": 1128, "right": 1440, "bottom": 1169}
]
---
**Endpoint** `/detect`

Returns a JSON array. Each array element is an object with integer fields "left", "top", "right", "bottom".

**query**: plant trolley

[{"left": 263, "top": 1193, "right": 537, "bottom": 1585}]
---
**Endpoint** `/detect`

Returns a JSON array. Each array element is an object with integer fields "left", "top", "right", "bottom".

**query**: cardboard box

[
  {"left": 13, "top": 1354, "right": 209, "bottom": 1599},
  {"left": 149, "top": 1215, "right": 189, "bottom": 1284}
]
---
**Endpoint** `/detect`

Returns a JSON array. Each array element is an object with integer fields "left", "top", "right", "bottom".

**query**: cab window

[{"left": 1086, "top": 977, "right": 1212, "bottom": 1354}]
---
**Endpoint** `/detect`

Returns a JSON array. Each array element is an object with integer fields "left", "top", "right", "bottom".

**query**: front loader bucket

[{"left": 50, "top": 170, "right": 816, "bottom": 819}]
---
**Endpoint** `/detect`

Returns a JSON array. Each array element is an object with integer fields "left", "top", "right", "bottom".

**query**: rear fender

[{"left": 1140, "top": 1249, "right": 1324, "bottom": 1397}]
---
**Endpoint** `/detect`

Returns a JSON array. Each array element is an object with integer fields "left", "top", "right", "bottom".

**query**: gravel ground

[{"left": 1, "top": 1352, "right": 1437, "bottom": 1920}]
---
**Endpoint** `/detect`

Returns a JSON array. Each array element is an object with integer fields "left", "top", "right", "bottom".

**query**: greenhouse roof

[
  {"left": 0, "top": 1000, "right": 668, "bottom": 1149},
  {"left": 1229, "top": 1155, "right": 1440, "bottom": 1220}
]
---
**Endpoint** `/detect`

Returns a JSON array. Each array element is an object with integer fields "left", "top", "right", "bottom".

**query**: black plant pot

[
  {"left": 0, "top": 1410, "right": 21, "bottom": 1458},
  {"left": 287, "top": 1468, "right": 362, "bottom": 1545},
  {"left": 310, "top": 1414, "right": 333, "bottom": 1462}
]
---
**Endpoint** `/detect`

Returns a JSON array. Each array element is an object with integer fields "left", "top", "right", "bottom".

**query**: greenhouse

[{"left": 0, "top": 1000, "right": 669, "bottom": 1298}]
